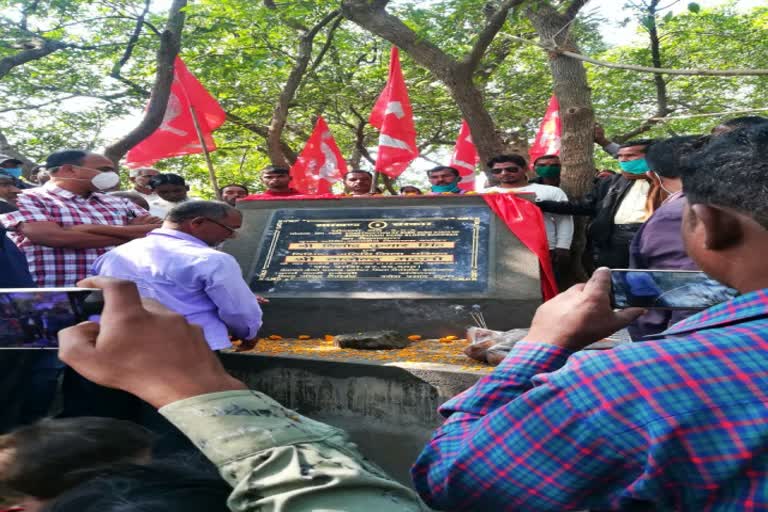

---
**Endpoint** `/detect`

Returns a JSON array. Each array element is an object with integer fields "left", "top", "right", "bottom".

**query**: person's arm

[
  {"left": 551, "top": 189, "right": 574, "bottom": 250},
  {"left": 595, "top": 124, "right": 620, "bottom": 157},
  {"left": 65, "top": 223, "right": 159, "bottom": 240},
  {"left": 412, "top": 270, "right": 645, "bottom": 511},
  {"left": 57, "top": 277, "right": 427, "bottom": 512},
  {"left": 19, "top": 221, "right": 125, "bottom": 248},
  {"left": 204, "top": 256, "right": 263, "bottom": 343}
]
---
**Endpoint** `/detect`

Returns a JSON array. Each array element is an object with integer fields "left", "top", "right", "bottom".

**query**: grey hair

[{"left": 166, "top": 200, "right": 237, "bottom": 223}]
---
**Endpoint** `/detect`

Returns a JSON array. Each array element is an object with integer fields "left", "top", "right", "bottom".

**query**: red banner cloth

[
  {"left": 126, "top": 56, "right": 226, "bottom": 168},
  {"left": 369, "top": 47, "right": 418, "bottom": 178},
  {"left": 482, "top": 193, "right": 558, "bottom": 301},
  {"left": 528, "top": 95, "right": 562, "bottom": 168},
  {"left": 450, "top": 119, "right": 479, "bottom": 191},
  {"left": 290, "top": 117, "right": 347, "bottom": 195}
]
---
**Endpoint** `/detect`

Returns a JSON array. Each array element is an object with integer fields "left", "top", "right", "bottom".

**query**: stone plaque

[{"left": 251, "top": 206, "right": 490, "bottom": 295}]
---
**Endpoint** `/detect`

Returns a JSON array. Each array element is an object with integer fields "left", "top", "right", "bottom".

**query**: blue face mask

[
  {"left": 618, "top": 159, "right": 649, "bottom": 175},
  {"left": 2, "top": 167, "right": 22, "bottom": 179},
  {"left": 432, "top": 182, "right": 461, "bottom": 193}
]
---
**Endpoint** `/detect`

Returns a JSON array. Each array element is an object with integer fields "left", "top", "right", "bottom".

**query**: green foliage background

[{"left": 0, "top": 0, "right": 765, "bottom": 196}]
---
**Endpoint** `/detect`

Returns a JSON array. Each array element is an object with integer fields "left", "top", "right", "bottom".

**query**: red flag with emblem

[
  {"left": 528, "top": 95, "right": 561, "bottom": 168},
  {"left": 125, "top": 56, "right": 226, "bottom": 168},
  {"left": 450, "top": 119, "right": 479, "bottom": 191},
  {"left": 290, "top": 117, "right": 347, "bottom": 195},
  {"left": 369, "top": 47, "right": 418, "bottom": 178}
]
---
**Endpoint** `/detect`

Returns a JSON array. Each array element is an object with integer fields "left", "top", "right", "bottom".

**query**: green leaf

[{"left": 688, "top": 2, "right": 700, "bottom": 13}]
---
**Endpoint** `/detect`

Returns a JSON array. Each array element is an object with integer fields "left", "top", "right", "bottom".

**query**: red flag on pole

[
  {"left": 450, "top": 119, "right": 479, "bottom": 191},
  {"left": 290, "top": 117, "right": 347, "bottom": 195},
  {"left": 369, "top": 47, "right": 418, "bottom": 178},
  {"left": 126, "top": 57, "right": 226, "bottom": 168},
  {"left": 528, "top": 95, "right": 562, "bottom": 168}
]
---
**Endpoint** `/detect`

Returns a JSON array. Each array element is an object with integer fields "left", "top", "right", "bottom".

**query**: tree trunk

[
  {"left": 341, "top": 0, "right": 519, "bottom": 172},
  {"left": 527, "top": 2, "right": 594, "bottom": 283},
  {"left": 104, "top": 0, "right": 187, "bottom": 164}
]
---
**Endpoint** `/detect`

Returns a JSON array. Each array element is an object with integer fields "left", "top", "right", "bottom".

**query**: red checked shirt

[
  {"left": 0, "top": 183, "right": 146, "bottom": 287},
  {"left": 413, "top": 289, "right": 768, "bottom": 511}
]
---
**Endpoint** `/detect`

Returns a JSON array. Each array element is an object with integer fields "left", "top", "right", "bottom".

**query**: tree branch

[
  {"left": 0, "top": 38, "right": 67, "bottom": 80},
  {"left": 111, "top": 0, "right": 151, "bottom": 79},
  {"left": 308, "top": 15, "right": 343, "bottom": 76},
  {"left": 507, "top": 33, "right": 768, "bottom": 76},
  {"left": 463, "top": 0, "right": 525, "bottom": 72},
  {"left": 104, "top": 0, "right": 187, "bottom": 163},
  {"left": 266, "top": 10, "right": 340, "bottom": 167},
  {"left": 341, "top": 0, "right": 457, "bottom": 81},
  {"left": 565, "top": 0, "right": 590, "bottom": 21}
]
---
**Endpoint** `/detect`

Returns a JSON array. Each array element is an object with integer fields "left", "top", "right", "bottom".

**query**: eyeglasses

[
  {"left": 203, "top": 217, "right": 238, "bottom": 234},
  {"left": 490, "top": 166, "right": 523, "bottom": 174}
]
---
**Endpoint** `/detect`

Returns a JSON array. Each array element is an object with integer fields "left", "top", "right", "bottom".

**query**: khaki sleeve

[{"left": 160, "top": 390, "right": 427, "bottom": 512}]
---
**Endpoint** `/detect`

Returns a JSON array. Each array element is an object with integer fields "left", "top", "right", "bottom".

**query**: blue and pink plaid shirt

[{"left": 413, "top": 289, "right": 768, "bottom": 511}]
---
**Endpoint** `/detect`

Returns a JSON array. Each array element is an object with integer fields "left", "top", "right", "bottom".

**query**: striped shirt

[
  {"left": 413, "top": 289, "right": 768, "bottom": 511},
  {"left": 0, "top": 183, "right": 145, "bottom": 287}
]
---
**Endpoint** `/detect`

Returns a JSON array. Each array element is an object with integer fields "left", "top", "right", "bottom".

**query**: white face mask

[
  {"left": 57, "top": 166, "right": 121, "bottom": 191},
  {"left": 649, "top": 171, "right": 673, "bottom": 196},
  {"left": 90, "top": 171, "right": 121, "bottom": 190}
]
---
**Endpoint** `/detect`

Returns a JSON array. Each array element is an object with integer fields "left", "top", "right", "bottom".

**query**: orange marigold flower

[
  {"left": 407, "top": 335, "right": 423, "bottom": 341},
  {"left": 268, "top": 335, "right": 283, "bottom": 340},
  {"left": 324, "top": 334, "right": 335, "bottom": 341},
  {"left": 298, "top": 335, "right": 311, "bottom": 340}
]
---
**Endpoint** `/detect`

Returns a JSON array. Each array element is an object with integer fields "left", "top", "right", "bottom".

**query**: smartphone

[
  {"left": 610, "top": 270, "right": 738, "bottom": 310},
  {"left": 0, "top": 288, "right": 102, "bottom": 349}
]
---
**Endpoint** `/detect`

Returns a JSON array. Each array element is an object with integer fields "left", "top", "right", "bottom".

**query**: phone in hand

[
  {"left": 610, "top": 269, "right": 738, "bottom": 310},
  {"left": 0, "top": 288, "right": 102, "bottom": 349}
]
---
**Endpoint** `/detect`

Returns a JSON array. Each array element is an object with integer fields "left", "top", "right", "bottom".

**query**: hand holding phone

[
  {"left": 610, "top": 270, "right": 738, "bottom": 310},
  {"left": 523, "top": 268, "right": 645, "bottom": 351},
  {"left": 0, "top": 288, "right": 101, "bottom": 349},
  {"left": 58, "top": 277, "right": 245, "bottom": 408}
]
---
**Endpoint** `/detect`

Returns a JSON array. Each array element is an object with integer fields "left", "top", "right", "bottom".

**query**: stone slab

[
  {"left": 220, "top": 351, "right": 484, "bottom": 487},
  {"left": 224, "top": 196, "right": 541, "bottom": 337}
]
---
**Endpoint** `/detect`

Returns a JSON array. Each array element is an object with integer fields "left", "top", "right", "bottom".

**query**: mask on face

[
  {"left": 2, "top": 167, "right": 22, "bottom": 179},
  {"left": 432, "top": 183, "right": 461, "bottom": 193},
  {"left": 58, "top": 170, "right": 121, "bottom": 191},
  {"left": 535, "top": 165, "right": 561, "bottom": 178},
  {"left": 619, "top": 158, "right": 650, "bottom": 175},
  {"left": 649, "top": 171, "right": 674, "bottom": 196}
]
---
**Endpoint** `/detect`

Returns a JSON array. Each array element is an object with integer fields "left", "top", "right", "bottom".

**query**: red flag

[
  {"left": 482, "top": 194, "right": 558, "bottom": 301},
  {"left": 528, "top": 95, "right": 561, "bottom": 168},
  {"left": 290, "top": 117, "right": 347, "bottom": 195},
  {"left": 369, "top": 47, "right": 418, "bottom": 178},
  {"left": 126, "top": 57, "right": 226, "bottom": 168},
  {"left": 450, "top": 120, "right": 479, "bottom": 191}
]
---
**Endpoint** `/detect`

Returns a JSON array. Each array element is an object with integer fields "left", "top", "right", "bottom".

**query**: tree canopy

[{"left": 0, "top": 0, "right": 765, "bottom": 196}]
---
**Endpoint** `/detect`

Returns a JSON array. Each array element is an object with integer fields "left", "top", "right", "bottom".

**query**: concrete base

[{"left": 220, "top": 352, "right": 484, "bottom": 487}]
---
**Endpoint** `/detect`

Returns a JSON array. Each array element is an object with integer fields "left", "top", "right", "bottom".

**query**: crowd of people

[{"left": 0, "top": 116, "right": 767, "bottom": 510}]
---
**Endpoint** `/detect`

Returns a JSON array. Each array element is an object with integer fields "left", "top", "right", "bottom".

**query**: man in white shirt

[
  {"left": 147, "top": 173, "right": 197, "bottom": 218},
  {"left": 128, "top": 167, "right": 159, "bottom": 203},
  {"left": 485, "top": 154, "right": 574, "bottom": 272}
]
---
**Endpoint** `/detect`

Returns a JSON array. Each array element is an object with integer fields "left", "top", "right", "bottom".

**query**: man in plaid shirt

[
  {"left": 0, "top": 150, "right": 161, "bottom": 287},
  {"left": 413, "top": 123, "right": 768, "bottom": 511}
]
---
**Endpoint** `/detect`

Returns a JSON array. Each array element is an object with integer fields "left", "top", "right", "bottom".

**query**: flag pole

[
  {"left": 189, "top": 105, "right": 221, "bottom": 199},
  {"left": 370, "top": 170, "right": 380, "bottom": 194}
]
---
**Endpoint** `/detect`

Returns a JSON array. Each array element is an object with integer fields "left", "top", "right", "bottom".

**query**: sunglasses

[{"left": 490, "top": 166, "right": 523, "bottom": 174}]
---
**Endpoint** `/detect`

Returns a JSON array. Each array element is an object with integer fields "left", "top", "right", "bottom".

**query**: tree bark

[
  {"left": 103, "top": 0, "right": 187, "bottom": 164},
  {"left": 267, "top": 10, "right": 341, "bottom": 168},
  {"left": 0, "top": 39, "right": 68, "bottom": 81},
  {"left": 341, "top": 0, "right": 524, "bottom": 166},
  {"left": 526, "top": 1, "right": 594, "bottom": 283}
]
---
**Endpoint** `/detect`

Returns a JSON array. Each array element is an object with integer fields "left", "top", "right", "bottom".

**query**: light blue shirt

[{"left": 92, "top": 228, "right": 262, "bottom": 350}]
